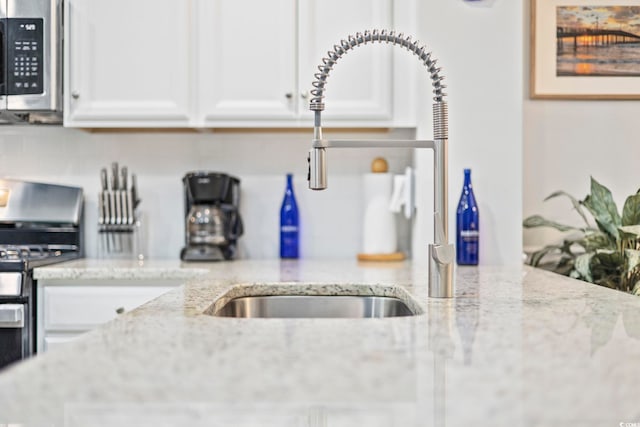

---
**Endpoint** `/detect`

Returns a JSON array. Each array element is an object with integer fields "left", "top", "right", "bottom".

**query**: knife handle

[
  {"left": 131, "top": 174, "right": 139, "bottom": 210},
  {"left": 111, "top": 162, "right": 119, "bottom": 190},
  {"left": 126, "top": 189, "right": 134, "bottom": 225},
  {"left": 121, "top": 166, "right": 128, "bottom": 191},
  {"left": 100, "top": 168, "right": 108, "bottom": 191},
  {"left": 98, "top": 192, "right": 104, "bottom": 226},
  {"left": 109, "top": 191, "right": 116, "bottom": 225},
  {"left": 102, "top": 191, "right": 110, "bottom": 226},
  {"left": 115, "top": 190, "right": 122, "bottom": 225}
]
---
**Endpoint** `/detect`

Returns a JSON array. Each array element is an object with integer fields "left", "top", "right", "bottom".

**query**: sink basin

[{"left": 212, "top": 295, "right": 417, "bottom": 318}]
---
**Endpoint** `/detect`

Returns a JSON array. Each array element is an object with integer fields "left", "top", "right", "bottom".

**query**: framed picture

[{"left": 531, "top": 0, "right": 640, "bottom": 99}]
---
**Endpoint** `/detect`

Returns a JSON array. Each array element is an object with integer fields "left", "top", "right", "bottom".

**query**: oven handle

[{"left": 0, "top": 304, "right": 24, "bottom": 328}]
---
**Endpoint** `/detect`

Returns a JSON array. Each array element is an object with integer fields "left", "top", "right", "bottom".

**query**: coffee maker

[{"left": 180, "top": 172, "right": 243, "bottom": 261}]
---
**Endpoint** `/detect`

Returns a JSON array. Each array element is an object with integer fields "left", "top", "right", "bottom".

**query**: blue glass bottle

[
  {"left": 280, "top": 173, "right": 299, "bottom": 259},
  {"left": 456, "top": 169, "right": 479, "bottom": 265}
]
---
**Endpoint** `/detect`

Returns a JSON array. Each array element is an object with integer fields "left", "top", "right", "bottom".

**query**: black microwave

[{"left": 0, "top": 0, "right": 62, "bottom": 123}]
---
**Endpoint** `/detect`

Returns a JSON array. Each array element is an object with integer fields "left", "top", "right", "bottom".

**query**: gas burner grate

[{"left": 0, "top": 244, "right": 77, "bottom": 261}]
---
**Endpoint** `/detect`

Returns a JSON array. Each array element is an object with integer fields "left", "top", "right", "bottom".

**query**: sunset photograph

[{"left": 556, "top": 6, "right": 640, "bottom": 76}]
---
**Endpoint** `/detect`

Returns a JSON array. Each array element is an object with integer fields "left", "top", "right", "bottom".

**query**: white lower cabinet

[
  {"left": 43, "top": 333, "right": 84, "bottom": 352},
  {"left": 37, "top": 280, "right": 180, "bottom": 353}
]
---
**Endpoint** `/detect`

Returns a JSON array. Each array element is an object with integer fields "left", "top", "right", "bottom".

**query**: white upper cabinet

[
  {"left": 197, "top": 0, "right": 393, "bottom": 127},
  {"left": 64, "top": 0, "right": 412, "bottom": 128},
  {"left": 64, "top": 0, "right": 193, "bottom": 127},
  {"left": 197, "top": 0, "right": 298, "bottom": 123},
  {"left": 297, "top": 0, "right": 393, "bottom": 123}
]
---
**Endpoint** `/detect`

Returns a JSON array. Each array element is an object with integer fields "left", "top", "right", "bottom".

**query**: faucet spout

[
  {"left": 308, "top": 112, "right": 328, "bottom": 190},
  {"left": 307, "top": 29, "right": 454, "bottom": 298},
  {"left": 308, "top": 147, "right": 327, "bottom": 190}
]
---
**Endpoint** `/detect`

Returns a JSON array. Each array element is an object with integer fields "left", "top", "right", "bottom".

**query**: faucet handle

[
  {"left": 429, "top": 243, "right": 454, "bottom": 298},
  {"left": 431, "top": 243, "right": 454, "bottom": 265}
]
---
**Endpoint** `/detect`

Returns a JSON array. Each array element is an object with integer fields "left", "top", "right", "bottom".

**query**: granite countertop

[
  {"left": 2, "top": 259, "right": 640, "bottom": 426},
  {"left": 33, "top": 258, "right": 211, "bottom": 281}
]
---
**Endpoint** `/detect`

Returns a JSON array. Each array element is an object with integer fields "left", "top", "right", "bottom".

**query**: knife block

[
  {"left": 97, "top": 213, "right": 145, "bottom": 261},
  {"left": 97, "top": 163, "right": 144, "bottom": 260}
]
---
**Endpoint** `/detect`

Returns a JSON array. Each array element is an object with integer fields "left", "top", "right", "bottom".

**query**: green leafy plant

[{"left": 524, "top": 177, "right": 640, "bottom": 296}]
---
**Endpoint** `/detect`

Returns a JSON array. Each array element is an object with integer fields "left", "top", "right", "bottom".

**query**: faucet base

[{"left": 428, "top": 243, "right": 454, "bottom": 298}]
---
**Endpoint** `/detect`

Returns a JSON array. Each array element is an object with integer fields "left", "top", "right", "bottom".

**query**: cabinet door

[
  {"left": 64, "top": 0, "right": 193, "bottom": 127},
  {"left": 298, "top": 0, "right": 393, "bottom": 123},
  {"left": 197, "top": 0, "right": 298, "bottom": 124},
  {"left": 43, "top": 286, "right": 174, "bottom": 331},
  {"left": 43, "top": 333, "right": 85, "bottom": 352}
]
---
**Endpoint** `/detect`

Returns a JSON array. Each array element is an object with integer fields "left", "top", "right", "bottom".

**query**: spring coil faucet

[{"left": 307, "top": 29, "right": 454, "bottom": 298}]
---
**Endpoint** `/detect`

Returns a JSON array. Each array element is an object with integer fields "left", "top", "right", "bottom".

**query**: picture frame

[{"left": 530, "top": 0, "right": 640, "bottom": 99}]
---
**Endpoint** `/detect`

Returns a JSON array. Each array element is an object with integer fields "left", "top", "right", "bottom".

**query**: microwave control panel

[{"left": 6, "top": 19, "right": 44, "bottom": 96}]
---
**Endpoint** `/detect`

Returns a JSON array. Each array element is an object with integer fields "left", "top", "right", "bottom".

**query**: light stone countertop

[
  {"left": 33, "top": 258, "right": 211, "bottom": 281},
  {"left": 2, "top": 259, "right": 640, "bottom": 427}
]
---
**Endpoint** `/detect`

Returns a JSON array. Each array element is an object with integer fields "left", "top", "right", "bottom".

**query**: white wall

[
  {"left": 412, "top": 0, "right": 524, "bottom": 266},
  {"left": 0, "top": 0, "right": 529, "bottom": 266},
  {"left": 523, "top": 101, "right": 640, "bottom": 250},
  {"left": 0, "top": 126, "right": 412, "bottom": 259},
  {"left": 522, "top": 1, "right": 640, "bottom": 251}
]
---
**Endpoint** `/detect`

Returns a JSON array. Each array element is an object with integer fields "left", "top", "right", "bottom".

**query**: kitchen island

[{"left": 1, "top": 260, "right": 639, "bottom": 426}]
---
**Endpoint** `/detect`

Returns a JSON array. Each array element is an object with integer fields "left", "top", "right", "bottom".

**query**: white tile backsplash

[{"left": 0, "top": 126, "right": 413, "bottom": 260}]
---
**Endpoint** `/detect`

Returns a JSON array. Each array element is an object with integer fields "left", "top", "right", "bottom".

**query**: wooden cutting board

[{"left": 356, "top": 252, "right": 405, "bottom": 262}]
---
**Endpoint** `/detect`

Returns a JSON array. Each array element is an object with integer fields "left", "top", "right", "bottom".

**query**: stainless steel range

[{"left": 0, "top": 179, "right": 82, "bottom": 370}]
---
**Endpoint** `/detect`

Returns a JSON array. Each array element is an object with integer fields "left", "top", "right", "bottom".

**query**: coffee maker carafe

[{"left": 180, "top": 172, "right": 243, "bottom": 261}]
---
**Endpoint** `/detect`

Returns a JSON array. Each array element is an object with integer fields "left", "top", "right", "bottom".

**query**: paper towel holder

[{"left": 389, "top": 166, "right": 415, "bottom": 220}]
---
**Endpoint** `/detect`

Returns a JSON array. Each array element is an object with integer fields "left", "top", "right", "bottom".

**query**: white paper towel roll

[{"left": 362, "top": 173, "right": 397, "bottom": 254}]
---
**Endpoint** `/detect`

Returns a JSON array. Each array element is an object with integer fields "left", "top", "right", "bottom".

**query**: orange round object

[{"left": 371, "top": 157, "right": 388, "bottom": 173}]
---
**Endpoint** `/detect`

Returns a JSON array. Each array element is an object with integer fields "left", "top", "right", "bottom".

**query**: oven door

[{"left": 0, "top": 303, "right": 30, "bottom": 369}]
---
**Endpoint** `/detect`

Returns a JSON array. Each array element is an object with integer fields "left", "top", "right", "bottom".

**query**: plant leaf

[
  {"left": 552, "top": 256, "right": 575, "bottom": 276},
  {"left": 622, "top": 193, "right": 640, "bottom": 226},
  {"left": 619, "top": 225, "right": 640, "bottom": 239},
  {"left": 633, "top": 282, "right": 640, "bottom": 296},
  {"left": 580, "top": 231, "right": 614, "bottom": 251},
  {"left": 594, "top": 249, "right": 623, "bottom": 266},
  {"left": 590, "top": 251, "right": 624, "bottom": 288},
  {"left": 544, "top": 190, "right": 592, "bottom": 226},
  {"left": 625, "top": 249, "right": 640, "bottom": 274},
  {"left": 523, "top": 215, "right": 578, "bottom": 232},
  {"left": 574, "top": 252, "right": 594, "bottom": 282},
  {"left": 595, "top": 275, "right": 619, "bottom": 289},
  {"left": 618, "top": 226, "right": 640, "bottom": 253},
  {"left": 528, "top": 245, "right": 562, "bottom": 266},
  {"left": 591, "top": 250, "right": 624, "bottom": 273},
  {"left": 582, "top": 177, "right": 621, "bottom": 241}
]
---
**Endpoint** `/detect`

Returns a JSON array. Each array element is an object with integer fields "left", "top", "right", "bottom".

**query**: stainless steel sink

[{"left": 212, "top": 295, "right": 417, "bottom": 318}]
